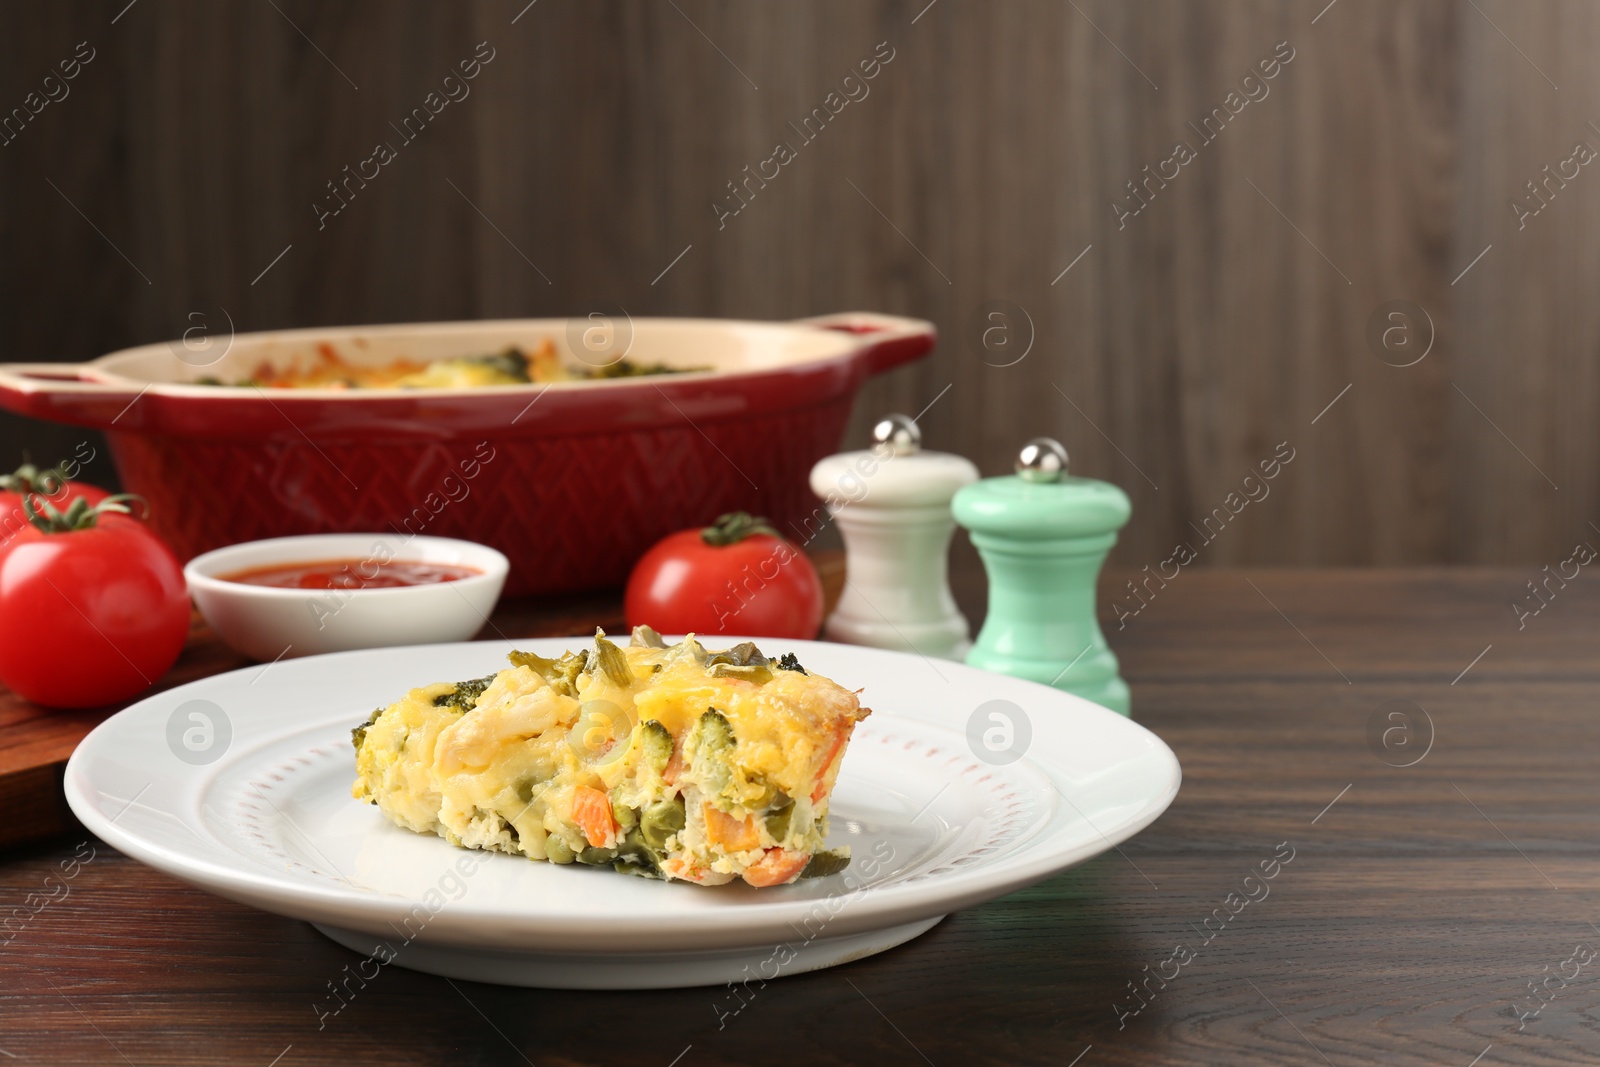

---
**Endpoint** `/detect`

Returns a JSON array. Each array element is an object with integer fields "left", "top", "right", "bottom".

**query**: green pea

[
  {"left": 578, "top": 845, "right": 619, "bottom": 865},
  {"left": 639, "top": 798, "right": 686, "bottom": 849},
  {"left": 545, "top": 834, "right": 575, "bottom": 864}
]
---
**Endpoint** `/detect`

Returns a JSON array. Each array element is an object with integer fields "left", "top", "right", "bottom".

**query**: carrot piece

[
  {"left": 703, "top": 804, "right": 761, "bottom": 851},
  {"left": 572, "top": 785, "right": 617, "bottom": 848},
  {"left": 661, "top": 855, "right": 706, "bottom": 883},
  {"left": 662, "top": 855, "right": 735, "bottom": 885},
  {"left": 809, "top": 723, "right": 854, "bottom": 803},
  {"left": 742, "top": 848, "right": 809, "bottom": 887}
]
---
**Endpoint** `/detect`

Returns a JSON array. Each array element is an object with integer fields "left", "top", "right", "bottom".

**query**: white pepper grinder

[{"left": 809, "top": 414, "right": 979, "bottom": 660}]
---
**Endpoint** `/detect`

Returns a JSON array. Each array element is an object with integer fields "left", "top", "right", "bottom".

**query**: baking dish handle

[
  {"left": 795, "top": 312, "right": 937, "bottom": 376},
  {"left": 0, "top": 363, "right": 142, "bottom": 421}
]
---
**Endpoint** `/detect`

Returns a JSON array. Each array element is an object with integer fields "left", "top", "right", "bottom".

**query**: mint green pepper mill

[{"left": 952, "top": 438, "right": 1132, "bottom": 715}]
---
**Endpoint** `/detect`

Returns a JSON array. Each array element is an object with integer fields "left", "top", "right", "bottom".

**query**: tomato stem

[
  {"left": 0, "top": 462, "right": 69, "bottom": 497},
  {"left": 23, "top": 493, "right": 146, "bottom": 534},
  {"left": 700, "top": 511, "right": 780, "bottom": 547}
]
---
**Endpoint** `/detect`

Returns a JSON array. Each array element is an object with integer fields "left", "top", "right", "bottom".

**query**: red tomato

[
  {"left": 625, "top": 512, "right": 823, "bottom": 639},
  {"left": 0, "top": 496, "right": 189, "bottom": 708},
  {"left": 0, "top": 463, "right": 110, "bottom": 543}
]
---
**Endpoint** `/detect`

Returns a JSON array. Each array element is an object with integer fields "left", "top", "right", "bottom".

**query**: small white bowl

[{"left": 184, "top": 534, "right": 509, "bottom": 662}]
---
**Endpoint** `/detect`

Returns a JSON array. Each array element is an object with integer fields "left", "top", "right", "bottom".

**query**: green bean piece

[
  {"left": 612, "top": 799, "right": 639, "bottom": 829},
  {"left": 629, "top": 625, "right": 667, "bottom": 648},
  {"left": 800, "top": 848, "right": 851, "bottom": 879},
  {"left": 705, "top": 641, "right": 767, "bottom": 668},
  {"left": 577, "top": 845, "right": 619, "bottom": 865},
  {"left": 765, "top": 795, "right": 795, "bottom": 841},
  {"left": 592, "top": 631, "right": 634, "bottom": 688},
  {"left": 508, "top": 649, "right": 585, "bottom": 697},
  {"left": 612, "top": 860, "right": 662, "bottom": 879},
  {"left": 708, "top": 662, "right": 773, "bottom": 684},
  {"left": 614, "top": 827, "right": 663, "bottom": 874}
]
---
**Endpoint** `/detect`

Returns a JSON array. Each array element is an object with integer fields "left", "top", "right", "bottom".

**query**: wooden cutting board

[
  {"left": 0, "top": 554, "right": 849, "bottom": 851},
  {"left": 0, "top": 613, "right": 242, "bottom": 850}
]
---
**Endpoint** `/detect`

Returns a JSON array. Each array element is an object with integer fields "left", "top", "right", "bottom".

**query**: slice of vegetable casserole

[{"left": 352, "top": 628, "right": 869, "bottom": 887}]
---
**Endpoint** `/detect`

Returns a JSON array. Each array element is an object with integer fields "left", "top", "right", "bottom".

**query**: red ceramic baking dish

[{"left": 0, "top": 312, "right": 934, "bottom": 595}]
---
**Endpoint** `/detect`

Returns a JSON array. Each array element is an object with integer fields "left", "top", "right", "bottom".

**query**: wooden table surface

[{"left": 2, "top": 567, "right": 1596, "bottom": 1066}]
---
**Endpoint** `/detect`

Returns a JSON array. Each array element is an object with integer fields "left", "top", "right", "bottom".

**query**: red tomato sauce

[{"left": 220, "top": 558, "right": 481, "bottom": 590}]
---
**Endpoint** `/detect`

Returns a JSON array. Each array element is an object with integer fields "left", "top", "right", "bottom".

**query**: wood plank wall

[{"left": 0, "top": 1, "right": 1586, "bottom": 566}]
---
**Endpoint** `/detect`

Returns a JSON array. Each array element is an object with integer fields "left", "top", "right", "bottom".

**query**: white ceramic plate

[{"left": 65, "top": 638, "right": 1180, "bottom": 989}]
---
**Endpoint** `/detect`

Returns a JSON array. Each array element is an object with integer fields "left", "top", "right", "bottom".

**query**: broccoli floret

[
  {"left": 351, "top": 707, "right": 384, "bottom": 751},
  {"left": 777, "top": 653, "right": 806, "bottom": 674},
  {"left": 590, "top": 358, "right": 692, "bottom": 379},
  {"left": 432, "top": 674, "right": 496, "bottom": 710},
  {"left": 697, "top": 707, "right": 734, "bottom": 752},
  {"left": 638, "top": 720, "right": 673, "bottom": 774},
  {"left": 689, "top": 708, "right": 736, "bottom": 797},
  {"left": 463, "top": 347, "right": 531, "bottom": 382}
]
